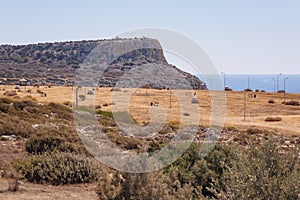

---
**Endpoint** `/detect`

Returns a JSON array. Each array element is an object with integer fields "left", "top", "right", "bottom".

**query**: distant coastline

[{"left": 198, "top": 74, "right": 300, "bottom": 94}]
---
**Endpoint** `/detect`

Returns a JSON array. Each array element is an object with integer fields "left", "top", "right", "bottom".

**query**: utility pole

[
  {"left": 208, "top": 79, "right": 213, "bottom": 90},
  {"left": 221, "top": 72, "right": 226, "bottom": 89},
  {"left": 243, "top": 92, "right": 246, "bottom": 121},
  {"left": 284, "top": 77, "right": 289, "bottom": 103},
  {"left": 272, "top": 78, "right": 276, "bottom": 93},
  {"left": 247, "top": 76, "right": 250, "bottom": 89},
  {"left": 277, "top": 73, "right": 282, "bottom": 92}
]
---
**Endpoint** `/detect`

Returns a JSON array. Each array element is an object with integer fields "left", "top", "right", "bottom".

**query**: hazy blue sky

[{"left": 1, "top": 0, "right": 300, "bottom": 74}]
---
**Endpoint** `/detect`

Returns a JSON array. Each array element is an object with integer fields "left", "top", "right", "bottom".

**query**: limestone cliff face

[{"left": 0, "top": 38, "right": 206, "bottom": 89}]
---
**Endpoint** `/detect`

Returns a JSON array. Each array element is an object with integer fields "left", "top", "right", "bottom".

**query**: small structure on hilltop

[
  {"left": 87, "top": 90, "right": 94, "bottom": 95},
  {"left": 19, "top": 78, "right": 28, "bottom": 86}
]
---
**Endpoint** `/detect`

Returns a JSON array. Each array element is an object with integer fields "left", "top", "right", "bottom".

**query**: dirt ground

[{"left": 0, "top": 181, "right": 98, "bottom": 200}]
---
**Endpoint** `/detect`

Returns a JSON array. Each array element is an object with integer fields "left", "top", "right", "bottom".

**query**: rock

[{"left": 0, "top": 135, "right": 18, "bottom": 141}]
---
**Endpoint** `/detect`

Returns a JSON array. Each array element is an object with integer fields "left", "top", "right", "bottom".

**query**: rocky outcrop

[{"left": 0, "top": 38, "right": 206, "bottom": 89}]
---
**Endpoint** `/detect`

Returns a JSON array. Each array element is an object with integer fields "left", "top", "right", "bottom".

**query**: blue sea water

[{"left": 198, "top": 74, "right": 300, "bottom": 94}]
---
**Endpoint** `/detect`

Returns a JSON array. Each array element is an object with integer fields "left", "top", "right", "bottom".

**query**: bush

[
  {"left": 95, "top": 104, "right": 101, "bottom": 109},
  {"left": 36, "top": 89, "right": 43, "bottom": 94},
  {"left": 268, "top": 99, "right": 275, "bottom": 104},
  {"left": 0, "top": 98, "right": 12, "bottom": 104},
  {"left": 79, "top": 95, "right": 85, "bottom": 101},
  {"left": 25, "top": 135, "right": 65, "bottom": 154},
  {"left": 265, "top": 116, "right": 282, "bottom": 122},
  {"left": 244, "top": 88, "right": 252, "bottom": 92},
  {"left": 111, "top": 87, "right": 121, "bottom": 92},
  {"left": 0, "top": 117, "right": 34, "bottom": 137},
  {"left": 25, "top": 135, "right": 84, "bottom": 155},
  {"left": 246, "top": 127, "right": 263, "bottom": 135},
  {"left": 183, "top": 112, "right": 190, "bottom": 116},
  {"left": 15, "top": 152, "right": 100, "bottom": 185},
  {"left": 97, "top": 169, "right": 205, "bottom": 200},
  {"left": 0, "top": 104, "right": 12, "bottom": 113},
  {"left": 13, "top": 100, "right": 36, "bottom": 111},
  {"left": 284, "top": 100, "right": 300, "bottom": 106},
  {"left": 218, "top": 139, "right": 300, "bottom": 200},
  {"left": 95, "top": 110, "right": 113, "bottom": 118},
  {"left": 3, "top": 91, "right": 17, "bottom": 96},
  {"left": 63, "top": 101, "right": 72, "bottom": 107},
  {"left": 47, "top": 102, "right": 72, "bottom": 120}
]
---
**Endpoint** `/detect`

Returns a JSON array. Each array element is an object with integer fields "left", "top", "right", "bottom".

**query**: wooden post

[
  {"left": 169, "top": 89, "right": 172, "bottom": 108},
  {"left": 75, "top": 87, "right": 78, "bottom": 109}
]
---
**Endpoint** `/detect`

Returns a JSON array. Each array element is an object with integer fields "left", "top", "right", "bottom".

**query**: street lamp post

[
  {"left": 243, "top": 91, "right": 246, "bottom": 121},
  {"left": 221, "top": 72, "right": 226, "bottom": 89},
  {"left": 271, "top": 78, "right": 276, "bottom": 93},
  {"left": 208, "top": 79, "right": 213, "bottom": 90},
  {"left": 284, "top": 77, "right": 289, "bottom": 103},
  {"left": 277, "top": 73, "right": 282, "bottom": 92},
  {"left": 247, "top": 76, "right": 250, "bottom": 89}
]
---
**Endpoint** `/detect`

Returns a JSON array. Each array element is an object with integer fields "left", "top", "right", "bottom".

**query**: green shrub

[
  {"left": 0, "top": 98, "right": 12, "bottom": 104},
  {"left": 0, "top": 104, "right": 12, "bottom": 113},
  {"left": 246, "top": 127, "right": 263, "bottom": 135},
  {"left": 0, "top": 117, "right": 34, "bottom": 137},
  {"left": 25, "top": 135, "right": 65, "bottom": 154},
  {"left": 102, "top": 103, "right": 109, "bottom": 107},
  {"left": 36, "top": 89, "right": 43, "bottom": 94},
  {"left": 218, "top": 139, "right": 300, "bottom": 200},
  {"left": 3, "top": 91, "right": 17, "bottom": 96},
  {"left": 13, "top": 100, "right": 36, "bottom": 111},
  {"left": 95, "top": 110, "right": 113, "bottom": 118},
  {"left": 25, "top": 135, "right": 84, "bottom": 155},
  {"left": 244, "top": 88, "right": 252, "bottom": 92},
  {"left": 97, "top": 169, "right": 205, "bottom": 200},
  {"left": 15, "top": 152, "right": 100, "bottom": 185},
  {"left": 265, "top": 116, "right": 282, "bottom": 122},
  {"left": 284, "top": 100, "right": 300, "bottom": 106},
  {"left": 79, "top": 94, "right": 86, "bottom": 101},
  {"left": 47, "top": 102, "right": 72, "bottom": 120},
  {"left": 268, "top": 99, "right": 275, "bottom": 104}
]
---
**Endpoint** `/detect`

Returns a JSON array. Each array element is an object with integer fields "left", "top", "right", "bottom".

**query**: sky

[{"left": 1, "top": 0, "right": 300, "bottom": 74}]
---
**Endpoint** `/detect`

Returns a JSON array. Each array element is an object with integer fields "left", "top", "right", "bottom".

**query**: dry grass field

[
  {"left": 1, "top": 85, "right": 300, "bottom": 136},
  {"left": 0, "top": 85, "right": 300, "bottom": 199}
]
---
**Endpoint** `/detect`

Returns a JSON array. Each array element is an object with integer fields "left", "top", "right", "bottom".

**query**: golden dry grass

[{"left": 1, "top": 85, "right": 300, "bottom": 136}]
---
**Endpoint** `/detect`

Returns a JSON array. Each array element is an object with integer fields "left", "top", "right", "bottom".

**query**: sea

[{"left": 197, "top": 74, "right": 300, "bottom": 94}]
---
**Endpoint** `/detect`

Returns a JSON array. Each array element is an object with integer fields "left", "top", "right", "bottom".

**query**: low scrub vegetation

[
  {"left": 96, "top": 139, "right": 300, "bottom": 199},
  {"left": 268, "top": 99, "right": 275, "bottom": 104},
  {"left": 1, "top": 97, "right": 299, "bottom": 199},
  {"left": 284, "top": 100, "right": 300, "bottom": 106},
  {"left": 265, "top": 116, "right": 282, "bottom": 122},
  {"left": 25, "top": 135, "right": 82, "bottom": 155},
  {"left": 15, "top": 152, "right": 100, "bottom": 185}
]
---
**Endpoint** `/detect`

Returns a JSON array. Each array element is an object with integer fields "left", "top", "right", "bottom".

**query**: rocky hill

[{"left": 0, "top": 38, "right": 206, "bottom": 89}]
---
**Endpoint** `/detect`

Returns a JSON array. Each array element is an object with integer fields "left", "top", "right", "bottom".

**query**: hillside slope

[{"left": 0, "top": 38, "right": 206, "bottom": 89}]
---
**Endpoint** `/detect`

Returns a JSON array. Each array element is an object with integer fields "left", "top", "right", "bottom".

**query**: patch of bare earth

[{"left": 0, "top": 182, "right": 98, "bottom": 200}]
